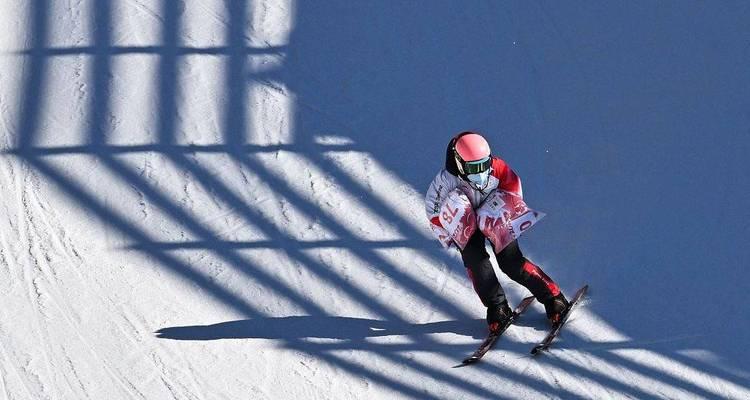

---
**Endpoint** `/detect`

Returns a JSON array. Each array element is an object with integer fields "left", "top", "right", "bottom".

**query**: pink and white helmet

[{"left": 453, "top": 132, "right": 492, "bottom": 190}]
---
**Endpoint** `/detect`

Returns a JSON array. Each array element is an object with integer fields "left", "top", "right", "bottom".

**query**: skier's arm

[
  {"left": 491, "top": 157, "right": 523, "bottom": 198},
  {"left": 425, "top": 171, "right": 459, "bottom": 248}
]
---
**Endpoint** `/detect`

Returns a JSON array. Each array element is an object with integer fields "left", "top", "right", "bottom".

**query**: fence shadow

[{"left": 7, "top": 0, "right": 750, "bottom": 398}]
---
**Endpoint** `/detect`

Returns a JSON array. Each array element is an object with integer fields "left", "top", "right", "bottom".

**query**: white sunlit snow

[{"left": 1, "top": 1, "right": 749, "bottom": 399}]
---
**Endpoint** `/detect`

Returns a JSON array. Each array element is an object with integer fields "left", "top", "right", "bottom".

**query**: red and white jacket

[{"left": 425, "top": 155, "right": 523, "bottom": 248}]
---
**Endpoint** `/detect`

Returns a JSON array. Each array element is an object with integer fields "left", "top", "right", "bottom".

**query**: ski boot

[
  {"left": 487, "top": 301, "right": 513, "bottom": 333},
  {"left": 543, "top": 293, "right": 569, "bottom": 324}
]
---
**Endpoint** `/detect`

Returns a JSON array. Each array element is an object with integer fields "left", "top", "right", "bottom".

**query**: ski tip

[
  {"left": 567, "top": 284, "right": 589, "bottom": 303},
  {"left": 530, "top": 345, "right": 547, "bottom": 355},
  {"left": 455, "top": 357, "right": 478, "bottom": 367}
]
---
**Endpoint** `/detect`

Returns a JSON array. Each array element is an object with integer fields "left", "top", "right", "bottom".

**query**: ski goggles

[{"left": 459, "top": 156, "right": 491, "bottom": 175}]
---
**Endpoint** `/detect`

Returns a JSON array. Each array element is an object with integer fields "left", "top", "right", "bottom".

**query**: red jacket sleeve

[{"left": 490, "top": 157, "right": 523, "bottom": 197}]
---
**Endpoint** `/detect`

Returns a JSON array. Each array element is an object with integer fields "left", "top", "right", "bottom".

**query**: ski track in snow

[{"left": 1, "top": 159, "right": 215, "bottom": 400}]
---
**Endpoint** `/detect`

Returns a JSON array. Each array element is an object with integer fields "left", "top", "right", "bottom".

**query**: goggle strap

[{"left": 454, "top": 151, "right": 465, "bottom": 175}]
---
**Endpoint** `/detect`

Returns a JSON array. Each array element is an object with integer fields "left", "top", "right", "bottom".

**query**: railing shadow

[{"left": 7, "top": 0, "right": 749, "bottom": 399}]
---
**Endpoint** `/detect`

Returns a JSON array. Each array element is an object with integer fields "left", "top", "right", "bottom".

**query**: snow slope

[{"left": 1, "top": 1, "right": 748, "bottom": 399}]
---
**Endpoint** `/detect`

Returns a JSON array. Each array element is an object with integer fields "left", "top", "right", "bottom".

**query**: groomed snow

[{"left": 1, "top": 1, "right": 748, "bottom": 399}]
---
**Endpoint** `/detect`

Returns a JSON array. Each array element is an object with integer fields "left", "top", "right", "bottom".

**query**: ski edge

[
  {"left": 455, "top": 295, "right": 535, "bottom": 367},
  {"left": 530, "top": 284, "right": 589, "bottom": 356}
]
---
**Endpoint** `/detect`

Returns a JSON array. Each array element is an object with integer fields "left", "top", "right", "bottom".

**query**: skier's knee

[
  {"left": 500, "top": 260, "right": 525, "bottom": 282},
  {"left": 497, "top": 253, "right": 526, "bottom": 282}
]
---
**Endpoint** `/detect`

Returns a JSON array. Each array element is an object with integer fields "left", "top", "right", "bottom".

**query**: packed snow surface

[{"left": 1, "top": 1, "right": 748, "bottom": 399}]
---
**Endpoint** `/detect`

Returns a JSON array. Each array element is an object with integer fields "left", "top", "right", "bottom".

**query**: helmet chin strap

[{"left": 470, "top": 180, "right": 489, "bottom": 192}]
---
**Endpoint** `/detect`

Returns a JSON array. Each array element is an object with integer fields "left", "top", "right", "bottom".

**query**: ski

[
  {"left": 456, "top": 295, "right": 535, "bottom": 367},
  {"left": 530, "top": 284, "right": 589, "bottom": 355}
]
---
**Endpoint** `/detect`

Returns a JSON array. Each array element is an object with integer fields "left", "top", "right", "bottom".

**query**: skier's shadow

[{"left": 156, "top": 316, "right": 496, "bottom": 341}]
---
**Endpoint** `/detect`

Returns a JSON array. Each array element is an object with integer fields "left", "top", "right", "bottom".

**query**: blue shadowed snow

[{"left": 285, "top": 0, "right": 750, "bottom": 378}]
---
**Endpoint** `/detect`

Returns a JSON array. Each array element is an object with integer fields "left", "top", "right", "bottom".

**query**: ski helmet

[{"left": 453, "top": 132, "right": 492, "bottom": 190}]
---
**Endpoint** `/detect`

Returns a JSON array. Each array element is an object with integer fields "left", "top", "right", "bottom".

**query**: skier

[{"left": 425, "top": 131, "right": 569, "bottom": 333}]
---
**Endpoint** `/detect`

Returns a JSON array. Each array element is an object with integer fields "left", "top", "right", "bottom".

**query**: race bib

[
  {"left": 477, "top": 190, "right": 545, "bottom": 253},
  {"left": 438, "top": 189, "right": 477, "bottom": 250}
]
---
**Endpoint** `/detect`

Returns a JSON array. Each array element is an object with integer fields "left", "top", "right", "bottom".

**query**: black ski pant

[{"left": 460, "top": 229, "right": 560, "bottom": 308}]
